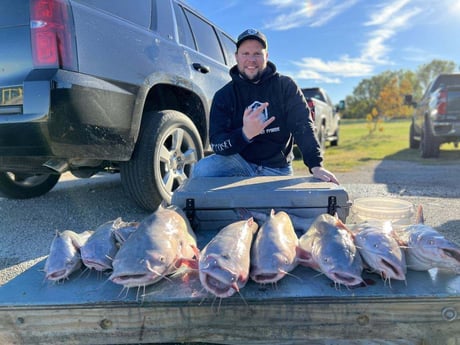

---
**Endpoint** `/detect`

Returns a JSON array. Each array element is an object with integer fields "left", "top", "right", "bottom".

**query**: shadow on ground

[{"left": 372, "top": 148, "right": 460, "bottom": 198}]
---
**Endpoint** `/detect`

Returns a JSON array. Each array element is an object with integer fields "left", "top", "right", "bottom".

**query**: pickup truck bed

[
  {"left": 301, "top": 87, "right": 340, "bottom": 151},
  {"left": 1, "top": 176, "right": 459, "bottom": 345},
  {"left": 1, "top": 237, "right": 459, "bottom": 345}
]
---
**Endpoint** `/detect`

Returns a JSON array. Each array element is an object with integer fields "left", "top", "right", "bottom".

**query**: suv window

[
  {"left": 174, "top": 3, "right": 196, "bottom": 50},
  {"left": 174, "top": 3, "right": 236, "bottom": 67},
  {"left": 218, "top": 31, "right": 237, "bottom": 67},
  {"left": 75, "top": 0, "right": 152, "bottom": 28},
  {"left": 181, "top": 8, "right": 226, "bottom": 64}
]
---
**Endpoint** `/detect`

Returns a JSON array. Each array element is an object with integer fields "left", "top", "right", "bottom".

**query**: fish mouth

[
  {"left": 379, "top": 258, "right": 406, "bottom": 280},
  {"left": 201, "top": 273, "right": 236, "bottom": 298},
  {"left": 46, "top": 270, "right": 69, "bottom": 281},
  {"left": 82, "top": 260, "right": 112, "bottom": 271},
  {"left": 110, "top": 273, "right": 162, "bottom": 287},
  {"left": 442, "top": 247, "right": 460, "bottom": 262},
  {"left": 329, "top": 272, "right": 363, "bottom": 287},
  {"left": 437, "top": 246, "right": 460, "bottom": 272},
  {"left": 414, "top": 244, "right": 460, "bottom": 271},
  {"left": 251, "top": 272, "right": 284, "bottom": 284}
]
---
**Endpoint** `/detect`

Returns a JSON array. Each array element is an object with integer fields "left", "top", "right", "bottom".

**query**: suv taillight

[
  {"left": 307, "top": 99, "right": 316, "bottom": 121},
  {"left": 30, "top": 0, "right": 77, "bottom": 71},
  {"left": 437, "top": 88, "right": 447, "bottom": 116}
]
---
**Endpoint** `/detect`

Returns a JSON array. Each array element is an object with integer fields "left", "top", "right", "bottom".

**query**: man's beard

[{"left": 240, "top": 70, "right": 262, "bottom": 83}]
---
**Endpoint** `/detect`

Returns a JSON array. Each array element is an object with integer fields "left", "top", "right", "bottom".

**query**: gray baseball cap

[{"left": 236, "top": 29, "right": 267, "bottom": 49}]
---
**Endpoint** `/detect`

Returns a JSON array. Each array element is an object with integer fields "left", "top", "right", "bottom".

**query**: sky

[{"left": 184, "top": 0, "right": 460, "bottom": 104}]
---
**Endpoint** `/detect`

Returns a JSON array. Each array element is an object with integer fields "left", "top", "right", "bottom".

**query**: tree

[
  {"left": 366, "top": 107, "right": 383, "bottom": 134},
  {"left": 416, "top": 59, "right": 456, "bottom": 91},
  {"left": 377, "top": 77, "right": 400, "bottom": 119},
  {"left": 376, "top": 73, "right": 414, "bottom": 119},
  {"left": 341, "top": 59, "right": 457, "bottom": 119},
  {"left": 343, "top": 71, "right": 399, "bottom": 118}
]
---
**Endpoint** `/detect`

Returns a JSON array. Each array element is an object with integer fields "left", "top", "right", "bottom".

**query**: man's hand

[
  {"left": 242, "top": 102, "right": 275, "bottom": 140},
  {"left": 311, "top": 166, "right": 339, "bottom": 185}
]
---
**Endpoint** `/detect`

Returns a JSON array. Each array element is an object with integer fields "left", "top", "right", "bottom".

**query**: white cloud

[
  {"left": 310, "top": 0, "right": 360, "bottom": 27},
  {"left": 402, "top": 46, "right": 442, "bottom": 63},
  {"left": 452, "top": 1, "right": 460, "bottom": 14},
  {"left": 265, "top": 0, "right": 423, "bottom": 83},
  {"left": 295, "top": 70, "right": 342, "bottom": 84},
  {"left": 364, "top": 0, "right": 411, "bottom": 26},
  {"left": 264, "top": 0, "right": 299, "bottom": 7},
  {"left": 262, "top": 0, "right": 358, "bottom": 30},
  {"left": 360, "top": 4, "right": 421, "bottom": 64},
  {"left": 293, "top": 57, "right": 374, "bottom": 82},
  {"left": 361, "top": 30, "right": 393, "bottom": 64}
]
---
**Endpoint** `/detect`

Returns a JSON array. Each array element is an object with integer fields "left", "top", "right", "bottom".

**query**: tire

[
  {"left": 409, "top": 120, "right": 419, "bottom": 149},
  {"left": 0, "top": 172, "right": 60, "bottom": 199},
  {"left": 330, "top": 127, "right": 339, "bottom": 147},
  {"left": 317, "top": 124, "right": 326, "bottom": 152},
  {"left": 420, "top": 119, "right": 440, "bottom": 158},
  {"left": 120, "top": 110, "right": 203, "bottom": 211}
]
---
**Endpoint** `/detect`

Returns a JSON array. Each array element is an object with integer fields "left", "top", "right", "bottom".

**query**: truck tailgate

[
  {"left": 447, "top": 86, "right": 460, "bottom": 118},
  {"left": 0, "top": 232, "right": 459, "bottom": 344}
]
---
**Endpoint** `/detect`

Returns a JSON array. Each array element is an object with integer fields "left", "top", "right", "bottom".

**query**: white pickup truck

[{"left": 302, "top": 87, "right": 341, "bottom": 151}]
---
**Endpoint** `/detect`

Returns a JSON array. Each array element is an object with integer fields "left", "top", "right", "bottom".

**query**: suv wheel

[
  {"left": 409, "top": 120, "right": 419, "bottom": 149},
  {"left": 0, "top": 172, "right": 60, "bottom": 199},
  {"left": 420, "top": 119, "right": 440, "bottom": 158},
  {"left": 120, "top": 109, "right": 203, "bottom": 211}
]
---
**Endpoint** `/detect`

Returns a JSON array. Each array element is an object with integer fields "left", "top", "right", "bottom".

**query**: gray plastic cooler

[{"left": 171, "top": 176, "right": 351, "bottom": 231}]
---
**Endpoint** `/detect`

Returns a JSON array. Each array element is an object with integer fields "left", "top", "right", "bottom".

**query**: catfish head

[
  {"left": 354, "top": 222, "right": 407, "bottom": 281},
  {"left": 110, "top": 250, "right": 177, "bottom": 288},
  {"left": 405, "top": 224, "right": 460, "bottom": 273},
  {"left": 198, "top": 253, "right": 243, "bottom": 298},
  {"left": 44, "top": 230, "right": 92, "bottom": 282},
  {"left": 311, "top": 214, "right": 364, "bottom": 287},
  {"left": 402, "top": 205, "right": 460, "bottom": 273},
  {"left": 250, "top": 252, "right": 296, "bottom": 284}
]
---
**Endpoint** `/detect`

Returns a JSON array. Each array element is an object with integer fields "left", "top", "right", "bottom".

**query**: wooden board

[{"left": 1, "top": 256, "right": 459, "bottom": 345}]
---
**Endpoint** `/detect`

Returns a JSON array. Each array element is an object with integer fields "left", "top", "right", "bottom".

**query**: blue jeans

[{"left": 191, "top": 153, "right": 293, "bottom": 177}]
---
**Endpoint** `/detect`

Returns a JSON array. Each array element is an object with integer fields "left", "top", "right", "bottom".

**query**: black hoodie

[{"left": 209, "top": 61, "right": 323, "bottom": 171}]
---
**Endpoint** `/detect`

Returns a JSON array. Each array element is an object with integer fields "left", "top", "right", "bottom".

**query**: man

[{"left": 192, "top": 28, "right": 339, "bottom": 184}]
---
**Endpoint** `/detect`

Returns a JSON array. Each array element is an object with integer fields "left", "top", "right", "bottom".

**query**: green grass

[{"left": 293, "top": 119, "right": 460, "bottom": 173}]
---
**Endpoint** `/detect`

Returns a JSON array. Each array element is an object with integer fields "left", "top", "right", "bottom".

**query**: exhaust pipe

[{"left": 43, "top": 159, "right": 69, "bottom": 173}]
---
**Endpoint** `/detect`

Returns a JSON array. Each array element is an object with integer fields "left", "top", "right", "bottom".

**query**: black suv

[{"left": 0, "top": 0, "right": 236, "bottom": 210}]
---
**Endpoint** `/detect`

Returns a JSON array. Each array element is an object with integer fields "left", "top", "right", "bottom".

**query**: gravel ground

[
  {"left": 1, "top": 159, "right": 459, "bottom": 286},
  {"left": 336, "top": 159, "right": 460, "bottom": 243}
]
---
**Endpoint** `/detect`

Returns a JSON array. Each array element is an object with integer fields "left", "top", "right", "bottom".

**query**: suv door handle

[{"left": 192, "top": 63, "right": 210, "bottom": 74}]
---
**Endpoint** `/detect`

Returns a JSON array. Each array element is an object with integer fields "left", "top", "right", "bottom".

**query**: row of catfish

[{"left": 44, "top": 201, "right": 460, "bottom": 298}]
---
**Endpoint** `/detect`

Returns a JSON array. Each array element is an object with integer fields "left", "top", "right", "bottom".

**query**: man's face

[{"left": 235, "top": 39, "right": 268, "bottom": 82}]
